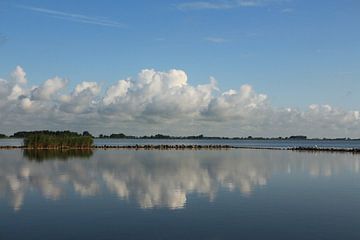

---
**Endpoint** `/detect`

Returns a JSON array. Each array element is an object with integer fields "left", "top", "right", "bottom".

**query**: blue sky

[
  {"left": 1, "top": 0, "right": 359, "bottom": 108},
  {"left": 0, "top": 0, "right": 359, "bottom": 136}
]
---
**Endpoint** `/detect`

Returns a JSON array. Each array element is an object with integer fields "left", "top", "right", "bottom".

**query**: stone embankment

[
  {"left": 93, "top": 144, "right": 235, "bottom": 150},
  {"left": 290, "top": 146, "right": 360, "bottom": 153}
]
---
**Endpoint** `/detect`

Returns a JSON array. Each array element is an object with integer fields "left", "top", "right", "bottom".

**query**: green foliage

[
  {"left": 99, "top": 133, "right": 136, "bottom": 138},
  {"left": 24, "top": 132, "right": 93, "bottom": 149},
  {"left": 289, "top": 135, "right": 307, "bottom": 140},
  {"left": 13, "top": 130, "right": 82, "bottom": 138},
  {"left": 82, "top": 131, "right": 93, "bottom": 137},
  {"left": 98, "top": 133, "right": 205, "bottom": 139},
  {"left": 110, "top": 133, "right": 127, "bottom": 138},
  {"left": 0, "top": 133, "right": 7, "bottom": 138}
]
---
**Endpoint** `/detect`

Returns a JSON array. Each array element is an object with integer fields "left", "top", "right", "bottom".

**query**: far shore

[{"left": 0, "top": 145, "right": 359, "bottom": 153}]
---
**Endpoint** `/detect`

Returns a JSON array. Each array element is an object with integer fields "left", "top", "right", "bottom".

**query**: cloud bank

[{"left": 0, "top": 66, "right": 359, "bottom": 137}]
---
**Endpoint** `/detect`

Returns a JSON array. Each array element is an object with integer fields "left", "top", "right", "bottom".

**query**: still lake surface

[
  {"left": 1, "top": 148, "right": 360, "bottom": 239},
  {"left": 1, "top": 138, "right": 360, "bottom": 148}
]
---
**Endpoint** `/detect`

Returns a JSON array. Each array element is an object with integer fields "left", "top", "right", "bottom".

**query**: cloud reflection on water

[{"left": 0, "top": 150, "right": 359, "bottom": 211}]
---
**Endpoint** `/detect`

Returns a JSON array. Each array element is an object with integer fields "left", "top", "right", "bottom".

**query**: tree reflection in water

[{"left": 23, "top": 149, "right": 93, "bottom": 161}]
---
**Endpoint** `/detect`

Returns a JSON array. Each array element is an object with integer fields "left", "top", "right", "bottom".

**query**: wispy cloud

[
  {"left": 205, "top": 37, "right": 229, "bottom": 43},
  {"left": 178, "top": 1, "right": 233, "bottom": 10},
  {"left": 17, "top": 5, "right": 126, "bottom": 28},
  {"left": 281, "top": 8, "right": 294, "bottom": 13},
  {"left": 177, "top": 0, "right": 286, "bottom": 10}
]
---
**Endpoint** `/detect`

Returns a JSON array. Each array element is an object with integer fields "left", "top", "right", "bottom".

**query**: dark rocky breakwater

[
  {"left": 290, "top": 146, "right": 360, "bottom": 153},
  {"left": 93, "top": 144, "right": 235, "bottom": 150}
]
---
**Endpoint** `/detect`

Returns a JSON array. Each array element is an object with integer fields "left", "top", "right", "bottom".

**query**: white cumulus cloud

[
  {"left": 31, "top": 77, "right": 67, "bottom": 100},
  {"left": 11, "top": 66, "right": 27, "bottom": 85},
  {"left": 0, "top": 65, "right": 359, "bottom": 137}
]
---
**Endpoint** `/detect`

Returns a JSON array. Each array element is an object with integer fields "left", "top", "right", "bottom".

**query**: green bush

[{"left": 24, "top": 133, "right": 93, "bottom": 149}]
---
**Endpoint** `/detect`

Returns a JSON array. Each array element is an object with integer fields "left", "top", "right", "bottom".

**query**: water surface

[
  {"left": 1, "top": 149, "right": 360, "bottom": 239},
  {"left": 1, "top": 138, "right": 360, "bottom": 149}
]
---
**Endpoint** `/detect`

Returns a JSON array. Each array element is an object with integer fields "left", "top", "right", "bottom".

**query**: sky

[{"left": 0, "top": 0, "right": 359, "bottom": 137}]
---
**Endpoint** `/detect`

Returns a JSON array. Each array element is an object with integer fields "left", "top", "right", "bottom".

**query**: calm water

[
  {"left": 0, "top": 139, "right": 23, "bottom": 147},
  {"left": 1, "top": 138, "right": 360, "bottom": 148},
  {"left": 1, "top": 149, "right": 360, "bottom": 239}
]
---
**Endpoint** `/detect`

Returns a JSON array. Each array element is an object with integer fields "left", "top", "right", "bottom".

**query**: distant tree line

[
  {"left": 98, "top": 133, "right": 310, "bottom": 140},
  {"left": 99, "top": 133, "right": 135, "bottom": 139},
  {"left": 1, "top": 130, "right": 358, "bottom": 141},
  {"left": 97, "top": 133, "right": 357, "bottom": 140},
  {"left": 98, "top": 133, "right": 208, "bottom": 139}
]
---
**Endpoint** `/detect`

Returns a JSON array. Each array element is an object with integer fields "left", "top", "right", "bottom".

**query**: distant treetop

[
  {"left": 12, "top": 130, "right": 83, "bottom": 138},
  {"left": 0, "top": 133, "right": 7, "bottom": 138}
]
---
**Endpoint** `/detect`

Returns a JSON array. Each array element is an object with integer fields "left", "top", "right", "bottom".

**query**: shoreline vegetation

[
  {"left": 0, "top": 131, "right": 358, "bottom": 153},
  {"left": 23, "top": 131, "right": 93, "bottom": 149},
  {"left": 0, "top": 131, "right": 359, "bottom": 141}
]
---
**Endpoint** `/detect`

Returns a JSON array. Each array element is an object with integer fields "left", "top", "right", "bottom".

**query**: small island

[{"left": 23, "top": 131, "right": 93, "bottom": 149}]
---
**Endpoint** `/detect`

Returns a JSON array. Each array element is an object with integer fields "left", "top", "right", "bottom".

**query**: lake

[
  {"left": 1, "top": 149, "right": 360, "bottom": 239},
  {"left": 1, "top": 138, "right": 360, "bottom": 148}
]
